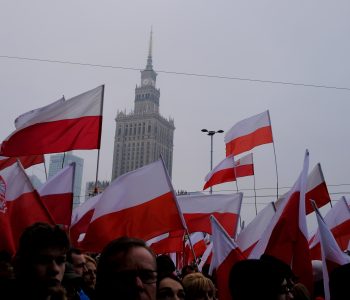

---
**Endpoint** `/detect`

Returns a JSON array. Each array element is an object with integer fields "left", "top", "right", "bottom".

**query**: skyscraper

[
  {"left": 48, "top": 152, "right": 83, "bottom": 207},
  {"left": 112, "top": 31, "right": 175, "bottom": 180}
]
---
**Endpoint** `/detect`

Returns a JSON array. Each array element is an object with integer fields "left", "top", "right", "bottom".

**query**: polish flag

[
  {"left": 1, "top": 85, "right": 104, "bottom": 156},
  {"left": 309, "top": 196, "right": 350, "bottom": 259},
  {"left": 81, "top": 159, "right": 185, "bottom": 252},
  {"left": 0, "top": 153, "right": 44, "bottom": 171},
  {"left": 69, "top": 193, "right": 101, "bottom": 247},
  {"left": 236, "top": 202, "right": 276, "bottom": 257},
  {"left": 0, "top": 162, "right": 54, "bottom": 252},
  {"left": 203, "top": 153, "right": 254, "bottom": 190},
  {"left": 38, "top": 163, "right": 75, "bottom": 227},
  {"left": 225, "top": 110, "right": 273, "bottom": 156},
  {"left": 249, "top": 150, "right": 313, "bottom": 292},
  {"left": 305, "top": 163, "right": 331, "bottom": 214},
  {"left": 148, "top": 230, "right": 184, "bottom": 255},
  {"left": 177, "top": 193, "right": 242, "bottom": 237},
  {"left": 203, "top": 155, "right": 235, "bottom": 190},
  {"left": 313, "top": 204, "right": 350, "bottom": 300},
  {"left": 184, "top": 232, "right": 208, "bottom": 265},
  {"left": 209, "top": 215, "right": 246, "bottom": 300}
]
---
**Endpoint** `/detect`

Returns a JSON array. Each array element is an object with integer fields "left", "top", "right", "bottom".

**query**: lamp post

[{"left": 201, "top": 129, "right": 224, "bottom": 194}]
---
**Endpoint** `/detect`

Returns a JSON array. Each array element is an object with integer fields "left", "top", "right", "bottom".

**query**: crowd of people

[{"left": 0, "top": 222, "right": 349, "bottom": 300}]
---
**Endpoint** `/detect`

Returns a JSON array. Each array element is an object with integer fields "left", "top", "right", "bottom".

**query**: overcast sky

[{"left": 1, "top": 1, "right": 350, "bottom": 226}]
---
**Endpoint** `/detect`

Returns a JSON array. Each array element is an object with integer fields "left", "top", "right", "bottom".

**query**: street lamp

[{"left": 201, "top": 129, "right": 224, "bottom": 194}]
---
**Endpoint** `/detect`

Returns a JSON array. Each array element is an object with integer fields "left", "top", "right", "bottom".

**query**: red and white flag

[
  {"left": 203, "top": 153, "right": 254, "bottom": 190},
  {"left": 249, "top": 150, "right": 313, "bottom": 292},
  {"left": 225, "top": 110, "right": 273, "bottom": 156},
  {"left": 0, "top": 154, "right": 44, "bottom": 171},
  {"left": 305, "top": 163, "right": 331, "bottom": 214},
  {"left": 309, "top": 196, "right": 350, "bottom": 259},
  {"left": 1, "top": 86, "right": 104, "bottom": 156},
  {"left": 69, "top": 193, "right": 101, "bottom": 247},
  {"left": 184, "top": 232, "right": 208, "bottom": 265},
  {"left": 148, "top": 230, "right": 185, "bottom": 255},
  {"left": 81, "top": 159, "right": 185, "bottom": 252},
  {"left": 236, "top": 202, "right": 276, "bottom": 257},
  {"left": 209, "top": 215, "right": 246, "bottom": 300},
  {"left": 178, "top": 193, "right": 242, "bottom": 237},
  {"left": 0, "top": 162, "right": 54, "bottom": 253},
  {"left": 313, "top": 203, "right": 350, "bottom": 300},
  {"left": 39, "top": 163, "right": 75, "bottom": 227}
]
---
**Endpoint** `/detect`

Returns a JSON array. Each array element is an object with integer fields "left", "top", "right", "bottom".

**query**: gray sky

[{"left": 1, "top": 0, "right": 350, "bottom": 226}]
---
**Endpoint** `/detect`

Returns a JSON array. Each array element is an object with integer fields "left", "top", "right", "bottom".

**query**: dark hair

[
  {"left": 14, "top": 222, "right": 70, "bottom": 280},
  {"left": 157, "top": 272, "right": 183, "bottom": 288},
  {"left": 156, "top": 254, "right": 176, "bottom": 278},
  {"left": 329, "top": 263, "right": 350, "bottom": 300},
  {"left": 66, "top": 247, "right": 83, "bottom": 263},
  {"left": 229, "top": 259, "right": 286, "bottom": 300},
  {"left": 16, "top": 222, "right": 70, "bottom": 259}
]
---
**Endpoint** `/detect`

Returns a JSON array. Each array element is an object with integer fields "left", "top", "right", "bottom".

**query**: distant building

[
  {"left": 85, "top": 180, "right": 110, "bottom": 201},
  {"left": 112, "top": 31, "right": 175, "bottom": 180},
  {"left": 48, "top": 152, "right": 83, "bottom": 207},
  {"left": 29, "top": 174, "right": 43, "bottom": 190}
]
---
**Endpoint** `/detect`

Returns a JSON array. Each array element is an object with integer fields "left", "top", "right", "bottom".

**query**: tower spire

[{"left": 146, "top": 28, "right": 153, "bottom": 70}]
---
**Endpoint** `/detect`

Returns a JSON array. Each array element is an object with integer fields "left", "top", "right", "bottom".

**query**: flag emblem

[{"left": 0, "top": 176, "right": 7, "bottom": 213}]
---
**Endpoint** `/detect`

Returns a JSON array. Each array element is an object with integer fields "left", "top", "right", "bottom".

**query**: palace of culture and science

[{"left": 111, "top": 32, "right": 175, "bottom": 180}]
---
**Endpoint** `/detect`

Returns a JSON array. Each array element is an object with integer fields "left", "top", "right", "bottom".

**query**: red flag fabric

[
  {"left": 314, "top": 204, "right": 350, "bottom": 300},
  {"left": 249, "top": 150, "right": 313, "bottom": 292},
  {"left": 70, "top": 193, "right": 101, "bottom": 247},
  {"left": 236, "top": 202, "right": 276, "bottom": 257},
  {"left": 184, "top": 232, "right": 208, "bottom": 265},
  {"left": 209, "top": 215, "right": 246, "bottom": 300},
  {"left": 203, "top": 153, "right": 254, "bottom": 190},
  {"left": 0, "top": 154, "right": 44, "bottom": 171},
  {"left": 0, "top": 162, "right": 54, "bottom": 253},
  {"left": 309, "top": 196, "right": 350, "bottom": 259},
  {"left": 81, "top": 159, "right": 185, "bottom": 252},
  {"left": 305, "top": 163, "right": 331, "bottom": 214},
  {"left": 39, "top": 163, "right": 75, "bottom": 227},
  {"left": 178, "top": 193, "right": 242, "bottom": 236},
  {"left": 148, "top": 230, "right": 185, "bottom": 255},
  {"left": 1, "top": 86, "right": 104, "bottom": 156},
  {"left": 225, "top": 110, "right": 273, "bottom": 156}
]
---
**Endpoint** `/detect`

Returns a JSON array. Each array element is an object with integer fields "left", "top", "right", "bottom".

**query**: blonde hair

[
  {"left": 84, "top": 254, "right": 97, "bottom": 266},
  {"left": 182, "top": 272, "right": 215, "bottom": 298}
]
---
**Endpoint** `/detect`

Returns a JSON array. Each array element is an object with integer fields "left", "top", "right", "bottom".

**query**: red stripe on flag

[
  {"left": 235, "top": 164, "right": 254, "bottom": 178},
  {"left": 41, "top": 193, "right": 73, "bottom": 226},
  {"left": 81, "top": 192, "right": 183, "bottom": 252},
  {"left": 203, "top": 169, "right": 235, "bottom": 190},
  {"left": 226, "top": 126, "right": 273, "bottom": 156},
  {"left": 1, "top": 116, "right": 102, "bottom": 156},
  {"left": 185, "top": 212, "right": 239, "bottom": 236}
]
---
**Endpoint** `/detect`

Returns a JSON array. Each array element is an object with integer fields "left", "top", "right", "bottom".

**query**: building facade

[
  {"left": 48, "top": 152, "right": 84, "bottom": 207},
  {"left": 112, "top": 32, "right": 175, "bottom": 180}
]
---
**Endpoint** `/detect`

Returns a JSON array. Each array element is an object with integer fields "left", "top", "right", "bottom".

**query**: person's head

[
  {"left": 157, "top": 273, "right": 185, "bottom": 300},
  {"left": 292, "top": 283, "right": 310, "bottom": 300},
  {"left": 156, "top": 254, "right": 176, "bottom": 278},
  {"left": 67, "top": 248, "right": 87, "bottom": 276},
  {"left": 181, "top": 264, "right": 196, "bottom": 279},
  {"left": 82, "top": 254, "right": 97, "bottom": 290},
  {"left": 95, "top": 236, "right": 157, "bottom": 300},
  {"left": 329, "top": 262, "right": 350, "bottom": 300},
  {"left": 14, "top": 222, "right": 70, "bottom": 298},
  {"left": 182, "top": 272, "right": 215, "bottom": 300},
  {"left": 229, "top": 259, "right": 293, "bottom": 300}
]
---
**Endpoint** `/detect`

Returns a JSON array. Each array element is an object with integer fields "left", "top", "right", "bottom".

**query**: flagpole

[
  {"left": 252, "top": 155, "right": 257, "bottom": 215},
  {"left": 43, "top": 155, "right": 48, "bottom": 180},
  {"left": 160, "top": 154, "right": 199, "bottom": 269},
  {"left": 94, "top": 85, "right": 105, "bottom": 194},
  {"left": 267, "top": 110, "right": 279, "bottom": 200},
  {"left": 61, "top": 152, "right": 66, "bottom": 169}
]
